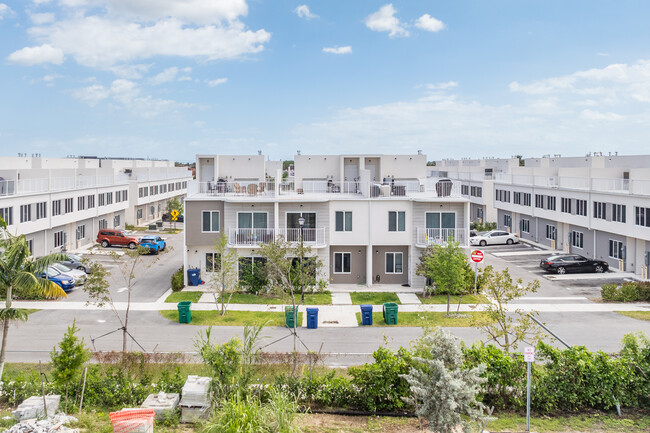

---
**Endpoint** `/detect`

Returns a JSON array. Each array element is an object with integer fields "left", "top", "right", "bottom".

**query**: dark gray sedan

[{"left": 60, "top": 253, "right": 90, "bottom": 273}]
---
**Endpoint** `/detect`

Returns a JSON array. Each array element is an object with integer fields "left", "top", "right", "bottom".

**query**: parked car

[
  {"left": 96, "top": 230, "right": 139, "bottom": 249},
  {"left": 139, "top": 236, "right": 166, "bottom": 254},
  {"left": 59, "top": 253, "right": 90, "bottom": 273},
  {"left": 162, "top": 213, "right": 184, "bottom": 222},
  {"left": 49, "top": 263, "right": 86, "bottom": 285},
  {"left": 41, "top": 267, "right": 75, "bottom": 292},
  {"left": 540, "top": 254, "right": 609, "bottom": 274},
  {"left": 469, "top": 230, "right": 519, "bottom": 246}
]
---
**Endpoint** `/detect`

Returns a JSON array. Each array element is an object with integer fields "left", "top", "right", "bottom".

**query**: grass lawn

[
  {"left": 616, "top": 311, "right": 650, "bottom": 321},
  {"left": 217, "top": 291, "right": 332, "bottom": 305},
  {"left": 417, "top": 294, "right": 488, "bottom": 304},
  {"left": 487, "top": 411, "right": 650, "bottom": 433},
  {"left": 159, "top": 310, "right": 303, "bottom": 327},
  {"left": 355, "top": 311, "right": 489, "bottom": 327},
  {"left": 165, "top": 291, "right": 203, "bottom": 303},
  {"left": 350, "top": 292, "right": 400, "bottom": 305}
]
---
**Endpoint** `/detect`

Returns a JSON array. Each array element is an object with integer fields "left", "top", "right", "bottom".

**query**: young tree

[
  {"left": 416, "top": 241, "right": 471, "bottom": 316},
  {"left": 0, "top": 219, "right": 67, "bottom": 380},
  {"left": 50, "top": 319, "right": 90, "bottom": 410},
  {"left": 208, "top": 235, "right": 238, "bottom": 316},
  {"left": 476, "top": 266, "right": 542, "bottom": 352},
  {"left": 166, "top": 197, "right": 184, "bottom": 229},
  {"left": 404, "top": 328, "right": 488, "bottom": 433}
]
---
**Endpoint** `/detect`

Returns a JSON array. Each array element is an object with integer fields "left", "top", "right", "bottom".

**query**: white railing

[
  {"left": 299, "top": 180, "right": 365, "bottom": 195},
  {"left": 228, "top": 228, "right": 275, "bottom": 246},
  {"left": 18, "top": 178, "right": 49, "bottom": 193},
  {"left": 630, "top": 179, "right": 650, "bottom": 195},
  {"left": 511, "top": 174, "right": 533, "bottom": 185},
  {"left": 558, "top": 176, "right": 590, "bottom": 190},
  {"left": 278, "top": 228, "right": 327, "bottom": 246},
  {"left": 591, "top": 178, "right": 629, "bottom": 192},
  {"left": 278, "top": 181, "right": 295, "bottom": 194},
  {"left": 0, "top": 179, "right": 16, "bottom": 196},
  {"left": 50, "top": 177, "right": 75, "bottom": 191},
  {"left": 416, "top": 228, "right": 466, "bottom": 246},
  {"left": 534, "top": 176, "right": 558, "bottom": 188},
  {"left": 198, "top": 181, "right": 275, "bottom": 197},
  {"left": 76, "top": 175, "right": 96, "bottom": 188}
]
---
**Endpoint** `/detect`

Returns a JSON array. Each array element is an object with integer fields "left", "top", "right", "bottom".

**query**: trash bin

[
  {"left": 382, "top": 302, "right": 398, "bottom": 325},
  {"left": 178, "top": 301, "right": 192, "bottom": 324},
  {"left": 148, "top": 224, "right": 157, "bottom": 230},
  {"left": 285, "top": 306, "right": 297, "bottom": 328},
  {"left": 156, "top": 221, "right": 163, "bottom": 228},
  {"left": 187, "top": 268, "right": 201, "bottom": 286},
  {"left": 306, "top": 308, "right": 319, "bottom": 329},
  {"left": 360, "top": 304, "right": 373, "bottom": 326}
]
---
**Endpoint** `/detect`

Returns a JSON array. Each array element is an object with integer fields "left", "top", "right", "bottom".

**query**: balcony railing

[
  {"left": 299, "top": 180, "right": 365, "bottom": 195},
  {"left": 278, "top": 228, "right": 327, "bottom": 247},
  {"left": 416, "top": 228, "right": 466, "bottom": 247},
  {"left": 0, "top": 179, "right": 16, "bottom": 196},
  {"left": 228, "top": 228, "right": 275, "bottom": 247},
  {"left": 591, "top": 178, "right": 629, "bottom": 192},
  {"left": 198, "top": 181, "right": 275, "bottom": 197}
]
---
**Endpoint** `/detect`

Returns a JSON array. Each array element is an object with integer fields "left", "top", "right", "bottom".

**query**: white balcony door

[
  {"left": 425, "top": 212, "right": 456, "bottom": 241},
  {"left": 286, "top": 212, "right": 316, "bottom": 242}
]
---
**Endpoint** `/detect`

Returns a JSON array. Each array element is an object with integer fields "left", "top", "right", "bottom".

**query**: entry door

[
  {"left": 286, "top": 212, "right": 316, "bottom": 242},
  {"left": 344, "top": 163, "right": 358, "bottom": 181},
  {"left": 201, "top": 163, "right": 214, "bottom": 182}
]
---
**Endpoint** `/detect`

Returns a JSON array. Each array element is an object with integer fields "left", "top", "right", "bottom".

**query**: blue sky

[{"left": 1, "top": 1, "right": 650, "bottom": 162}]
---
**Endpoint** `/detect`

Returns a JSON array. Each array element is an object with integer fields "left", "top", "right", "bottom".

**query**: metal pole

[
  {"left": 474, "top": 260, "right": 478, "bottom": 294},
  {"left": 529, "top": 314, "right": 571, "bottom": 349},
  {"left": 526, "top": 360, "right": 531, "bottom": 432}
]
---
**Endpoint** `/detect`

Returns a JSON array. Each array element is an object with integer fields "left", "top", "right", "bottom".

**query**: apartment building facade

[
  {"left": 0, "top": 156, "right": 191, "bottom": 256},
  {"left": 184, "top": 153, "right": 470, "bottom": 288}
]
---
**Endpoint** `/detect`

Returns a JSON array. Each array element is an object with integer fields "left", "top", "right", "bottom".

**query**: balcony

[
  {"left": 0, "top": 179, "right": 16, "bottom": 196},
  {"left": 228, "top": 228, "right": 275, "bottom": 247},
  {"left": 278, "top": 228, "right": 327, "bottom": 247},
  {"left": 416, "top": 228, "right": 467, "bottom": 247},
  {"left": 198, "top": 181, "right": 275, "bottom": 197},
  {"left": 280, "top": 180, "right": 365, "bottom": 196}
]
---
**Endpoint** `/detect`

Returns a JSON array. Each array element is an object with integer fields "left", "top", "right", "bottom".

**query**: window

[
  {"left": 65, "top": 198, "right": 73, "bottom": 213},
  {"left": 238, "top": 212, "right": 267, "bottom": 229},
  {"left": 594, "top": 201, "right": 607, "bottom": 219},
  {"left": 612, "top": 204, "right": 626, "bottom": 223},
  {"left": 115, "top": 191, "right": 121, "bottom": 202},
  {"left": 76, "top": 225, "right": 86, "bottom": 240},
  {"left": 546, "top": 196, "right": 556, "bottom": 211},
  {"left": 496, "top": 189, "right": 510, "bottom": 202},
  {"left": 106, "top": 192, "right": 113, "bottom": 205},
  {"left": 122, "top": 190, "right": 128, "bottom": 201},
  {"left": 571, "top": 231, "right": 583, "bottom": 248},
  {"left": 114, "top": 215, "right": 120, "bottom": 228},
  {"left": 425, "top": 212, "right": 456, "bottom": 235},
  {"left": 26, "top": 239, "right": 34, "bottom": 255},
  {"left": 470, "top": 186, "right": 482, "bottom": 197},
  {"left": 333, "top": 252, "right": 351, "bottom": 273},
  {"left": 52, "top": 200, "right": 62, "bottom": 216},
  {"left": 504, "top": 214, "right": 512, "bottom": 228},
  {"left": 137, "top": 208, "right": 143, "bottom": 219},
  {"left": 158, "top": 203, "right": 162, "bottom": 213},
  {"left": 461, "top": 185, "right": 469, "bottom": 195},
  {"left": 513, "top": 192, "right": 521, "bottom": 205},
  {"left": 609, "top": 240, "right": 624, "bottom": 259},
  {"left": 523, "top": 193, "right": 531, "bottom": 206},
  {"left": 546, "top": 225, "right": 556, "bottom": 240},
  {"left": 98, "top": 219, "right": 108, "bottom": 230},
  {"left": 202, "top": 211, "right": 220, "bottom": 232},
  {"left": 535, "top": 194, "right": 543, "bottom": 208},
  {"left": 78, "top": 196, "right": 86, "bottom": 211},
  {"left": 183, "top": 181, "right": 187, "bottom": 188},
  {"left": 635, "top": 207, "right": 650, "bottom": 227},
  {"left": 98, "top": 194, "right": 105, "bottom": 206},
  {"left": 150, "top": 205, "right": 155, "bottom": 216},
  {"left": 0, "top": 207, "right": 13, "bottom": 225},
  {"left": 36, "top": 202, "right": 46, "bottom": 220},
  {"left": 385, "top": 252, "right": 403, "bottom": 274},
  {"left": 388, "top": 211, "right": 405, "bottom": 232},
  {"left": 335, "top": 211, "right": 352, "bottom": 231},
  {"left": 561, "top": 198, "right": 572, "bottom": 213},
  {"left": 54, "top": 230, "right": 65, "bottom": 248},
  {"left": 521, "top": 219, "right": 530, "bottom": 233},
  {"left": 238, "top": 257, "right": 266, "bottom": 279},
  {"left": 20, "top": 204, "right": 31, "bottom": 223},
  {"left": 206, "top": 253, "right": 221, "bottom": 272},
  {"left": 87, "top": 195, "right": 95, "bottom": 208},
  {"left": 576, "top": 199, "right": 587, "bottom": 216}
]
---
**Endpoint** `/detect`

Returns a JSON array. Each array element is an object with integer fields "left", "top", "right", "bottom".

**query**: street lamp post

[{"left": 298, "top": 216, "right": 305, "bottom": 303}]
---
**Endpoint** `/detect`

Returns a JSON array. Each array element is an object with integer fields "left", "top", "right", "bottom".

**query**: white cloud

[
  {"left": 109, "top": 63, "right": 151, "bottom": 79},
  {"left": 72, "top": 84, "right": 110, "bottom": 106},
  {"left": 150, "top": 67, "right": 178, "bottom": 85},
  {"left": 207, "top": 78, "right": 228, "bottom": 87},
  {"left": 294, "top": 5, "right": 317, "bottom": 20},
  {"left": 424, "top": 81, "right": 458, "bottom": 91},
  {"left": 7, "top": 44, "right": 64, "bottom": 65},
  {"left": 365, "top": 4, "right": 409, "bottom": 38},
  {"left": 415, "top": 14, "right": 445, "bottom": 32},
  {"left": 322, "top": 46, "right": 352, "bottom": 55},
  {"left": 29, "top": 12, "right": 55, "bottom": 24},
  {"left": 0, "top": 3, "right": 12, "bottom": 19}
]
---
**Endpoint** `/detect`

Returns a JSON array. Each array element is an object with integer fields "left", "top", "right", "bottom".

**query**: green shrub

[
  {"left": 620, "top": 282, "right": 639, "bottom": 302},
  {"left": 635, "top": 281, "right": 650, "bottom": 302},
  {"left": 171, "top": 267, "right": 184, "bottom": 292},
  {"left": 601, "top": 283, "right": 619, "bottom": 301}
]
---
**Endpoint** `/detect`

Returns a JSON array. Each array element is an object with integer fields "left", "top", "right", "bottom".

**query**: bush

[
  {"left": 620, "top": 282, "right": 639, "bottom": 302},
  {"left": 601, "top": 281, "right": 650, "bottom": 302},
  {"left": 171, "top": 267, "right": 184, "bottom": 292},
  {"left": 471, "top": 221, "right": 497, "bottom": 232},
  {"left": 635, "top": 281, "right": 650, "bottom": 301},
  {"left": 601, "top": 283, "right": 619, "bottom": 301}
]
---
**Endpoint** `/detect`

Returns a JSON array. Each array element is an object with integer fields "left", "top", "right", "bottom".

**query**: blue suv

[
  {"left": 41, "top": 268, "right": 75, "bottom": 292},
  {"left": 139, "top": 236, "right": 166, "bottom": 254}
]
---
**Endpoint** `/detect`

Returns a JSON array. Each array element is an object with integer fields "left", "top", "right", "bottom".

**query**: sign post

[
  {"left": 470, "top": 250, "right": 484, "bottom": 294},
  {"left": 524, "top": 346, "right": 535, "bottom": 432}
]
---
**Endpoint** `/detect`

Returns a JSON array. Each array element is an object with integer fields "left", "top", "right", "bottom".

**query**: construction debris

[
  {"left": 179, "top": 375, "right": 211, "bottom": 423},
  {"left": 12, "top": 396, "right": 61, "bottom": 422},
  {"left": 2, "top": 413, "right": 78, "bottom": 433}
]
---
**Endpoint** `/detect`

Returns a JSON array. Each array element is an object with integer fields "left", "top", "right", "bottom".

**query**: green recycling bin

[
  {"left": 148, "top": 224, "right": 157, "bottom": 230},
  {"left": 382, "top": 302, "right": 398, "bottom": 325},
  {"left": 285, "top": 306, "right": 297, "bottom": 328},
  {"left": 178, "top": 301, "right": 192, "bottom": 324},
  {"left": 156, "top": 221, "right": 163, "bottom": 228}
]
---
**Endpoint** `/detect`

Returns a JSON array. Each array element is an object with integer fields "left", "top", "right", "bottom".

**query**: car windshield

[
  {"left": 51, "top": 263, "right": 72, "bottom": 272},
  {"left": 46, "top": 268, "right": 60, "bottom": 277},
  {"left": 141, "top": 237, "right": 155, "bottom": 242},
  {"left": 67, "top": 254, "right": 82, "bottom": 262}
]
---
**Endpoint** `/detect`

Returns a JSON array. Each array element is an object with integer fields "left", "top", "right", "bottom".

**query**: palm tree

[{"left": 0, "top": 219, "right": 67, "bottom": 380}]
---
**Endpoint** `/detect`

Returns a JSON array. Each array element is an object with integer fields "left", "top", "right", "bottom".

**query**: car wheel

[
  {"left": 161, "top": 244, "right": 166, "bottom": 251},
  {"left": 506, "top": 239, "right": 514, "bottom": 245},
  {"left": 101, "top": 240, "right": 109, "bottom": 248},
  {"left": 595, "top": 265, "right": 605, "bottom": 273},
  {"left": 77, "top": 266, "right": 86, "bottom": 272},
  {"left": 557, "top": 267, "right": 566, "bottom": 275},
  {"left": 480, "top": 240, "right": 487, "bottom": 247},
  {"left": 128, "top": 242, "right": 136, "bottom": 249}
]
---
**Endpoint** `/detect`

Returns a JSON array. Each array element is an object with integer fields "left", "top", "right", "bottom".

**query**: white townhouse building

[
  {"left": 436, "top": 154, "right": 650, "bottom": 278},
  {"left": 0, "top": 155, "right": 191, "bottom": 256},
  {"left": 184, "top": 153, "right": 470, "bottom": 288}
]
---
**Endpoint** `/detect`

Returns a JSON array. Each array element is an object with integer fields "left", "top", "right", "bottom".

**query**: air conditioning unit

[{"left": 124, "top": 169, "right": 132, "bottom": 175}]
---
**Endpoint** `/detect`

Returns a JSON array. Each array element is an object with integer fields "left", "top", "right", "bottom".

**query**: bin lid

[
  {"left": 306, "top": 308, "right": 319, "bottom": 313},
  {"left": 178, "top": 301, "right": 192, "bottom": 307},
  {"left": 360, "top": 304, "right": 372, "bottom": 310}
]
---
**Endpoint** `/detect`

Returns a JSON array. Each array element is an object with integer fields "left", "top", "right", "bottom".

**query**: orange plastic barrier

[{"left": 109, "top": 408, "right": 156, "bottom": 433}]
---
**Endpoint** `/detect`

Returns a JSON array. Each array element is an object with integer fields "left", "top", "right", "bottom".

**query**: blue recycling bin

[
  {"left": 360, "top": 304, "right": 373, "bottom": 326},
  {"left": 187, "top": 268, "right": 201, "bottom": 286},
  {"left": 306, "top": 308, "right": 319, "bottom": 329}
]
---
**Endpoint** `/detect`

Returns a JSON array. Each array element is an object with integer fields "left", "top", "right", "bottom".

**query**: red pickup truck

[{"left": 96, "top": 230, "right": 139, "bottom": 249}]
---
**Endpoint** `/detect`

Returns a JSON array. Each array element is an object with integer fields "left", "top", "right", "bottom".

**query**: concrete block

[
  {"left": 141, "top": 392, "right": 180, "bottom": 416},
  {"left": 180, "top": 375, "right": 211, "bottom": 407},
  {"left": 12, "top": 395, "right": 60, "bottom": 421},
  {"left": 180, "top": 405, "right": 209, "bottom": 423}
]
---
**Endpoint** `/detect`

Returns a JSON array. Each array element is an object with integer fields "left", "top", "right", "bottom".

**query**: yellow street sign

[{"left": 171, "top": 209, "right": 179, "bottom": 217}]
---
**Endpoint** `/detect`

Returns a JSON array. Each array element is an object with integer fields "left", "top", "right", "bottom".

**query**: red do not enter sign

[{"left": 470, "top": 250, "right": 484, "bottom": 263}]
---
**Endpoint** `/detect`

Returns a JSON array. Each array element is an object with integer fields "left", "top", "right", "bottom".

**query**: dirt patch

[{"left": 299, "top": 413, "right": 423, "bottom": 433}]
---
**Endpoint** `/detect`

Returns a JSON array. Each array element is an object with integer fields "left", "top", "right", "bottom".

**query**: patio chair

[
  {"left": 247, "top": 183, "right": 257, "bottom": 196},
  {"left": 234, "top": 183, "right": 241, "bottom": 194}
]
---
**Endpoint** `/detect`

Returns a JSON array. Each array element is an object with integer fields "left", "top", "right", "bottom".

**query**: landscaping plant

[{"left": 50, "top": 319, "right": 91, "bottom": 410}]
